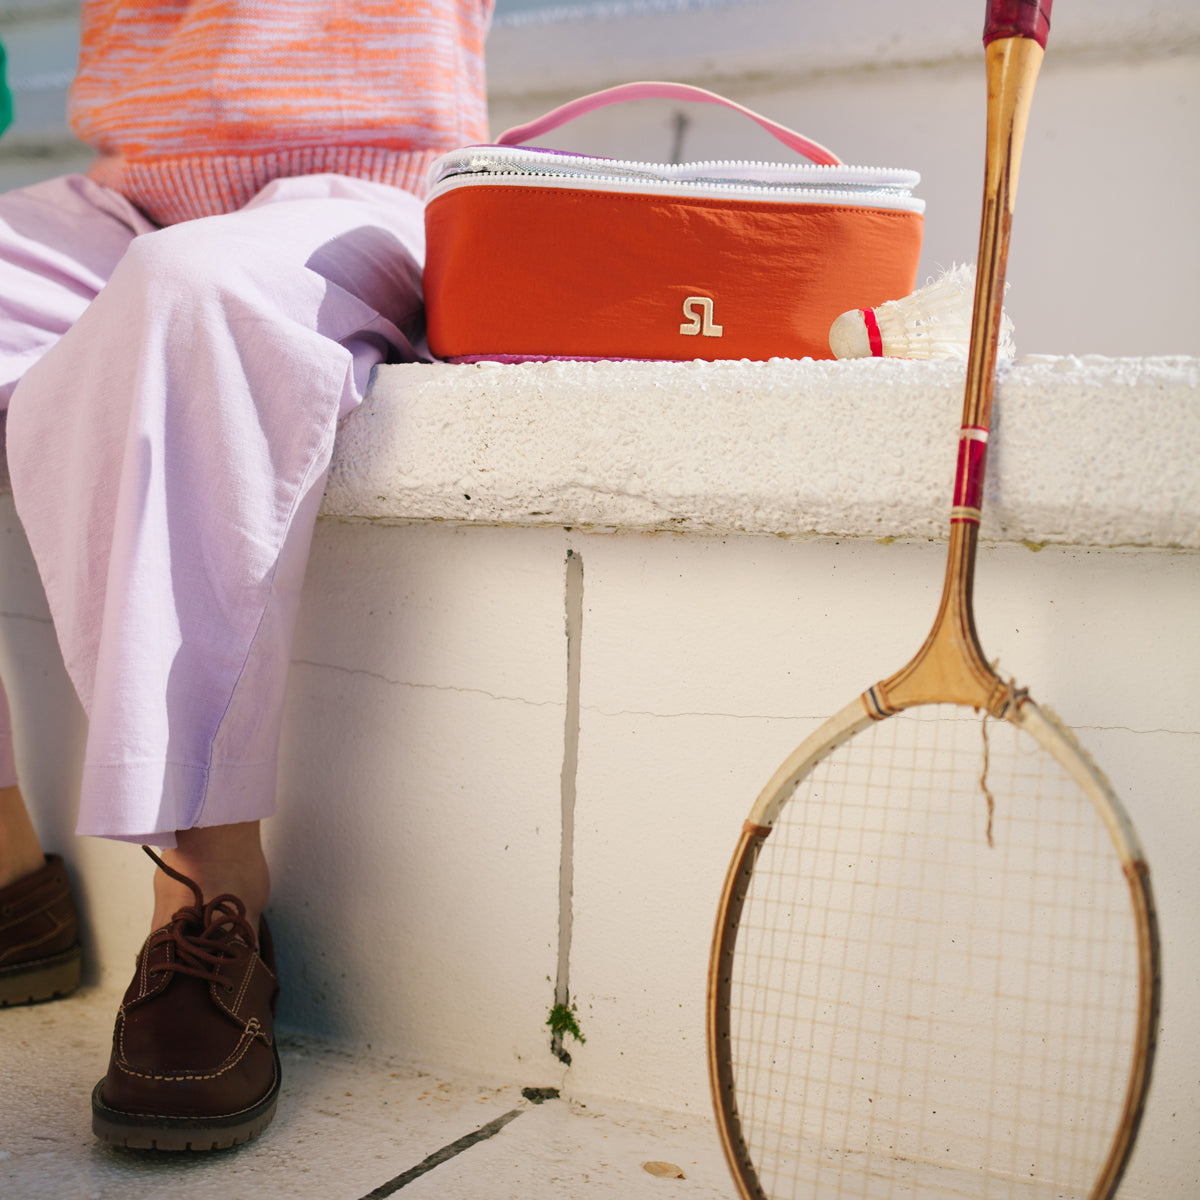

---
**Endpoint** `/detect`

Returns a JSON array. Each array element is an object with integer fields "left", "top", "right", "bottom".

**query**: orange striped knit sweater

[{"left": 69, "top": 0, "right": 493, "bottom": 225}]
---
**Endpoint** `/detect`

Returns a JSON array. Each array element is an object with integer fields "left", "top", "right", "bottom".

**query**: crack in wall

[
  {"left": 577, "top": 703, "right": 1200, "bottom": 737},
  {"left": 288, "top": 661, "right": 1200, "bottom": 736},
  {"left": 552, "top": 548, "right": 584, "bottom": 1064},
  {"left": 290, "top": 658, "right": 563, "bottom": 709},
  {"left": 581, "top": 704, "right": 828, "bottom": 722},
  {"left": 1069, "top": 724, "right": 1198, "bottom": 736}
]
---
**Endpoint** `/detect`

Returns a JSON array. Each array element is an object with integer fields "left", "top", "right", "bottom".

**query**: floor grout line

[{"left": 357, "top": 1107, "right": 526, "bottom": 1197}]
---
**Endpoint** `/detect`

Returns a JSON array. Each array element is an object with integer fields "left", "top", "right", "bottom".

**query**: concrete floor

[{"left": 0, "top": 987, "right": 735, "bottom": 1200}]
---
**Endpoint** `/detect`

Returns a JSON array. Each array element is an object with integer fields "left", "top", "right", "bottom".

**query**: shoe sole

[
  {"left": 90, "top": 1047, "right": 281, "bottom": 1151},
  {"left": 0, "top": 943, "right": 82, "bottom": 1007}
]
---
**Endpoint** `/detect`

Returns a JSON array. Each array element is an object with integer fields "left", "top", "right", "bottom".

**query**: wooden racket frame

[
  {"left": 708, "top": 697, "right": 1160, "bottom": 1200},
  {"left": 707, "top": 17, "right": 1162, "bottom": 1200}
]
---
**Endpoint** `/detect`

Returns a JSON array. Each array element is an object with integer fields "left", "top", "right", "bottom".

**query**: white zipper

[{"left": 428, "top": 147, "right": 924, "bottom": 212}]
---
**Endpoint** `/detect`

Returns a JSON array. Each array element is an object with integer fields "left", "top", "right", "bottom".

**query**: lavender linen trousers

[{"left": 0, "top": 172, "right": 428, "bottom": 844}]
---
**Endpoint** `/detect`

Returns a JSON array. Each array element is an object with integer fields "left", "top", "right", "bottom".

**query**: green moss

[{"left": 547, "top": 1002, "right": 586, "bottom": 1045}]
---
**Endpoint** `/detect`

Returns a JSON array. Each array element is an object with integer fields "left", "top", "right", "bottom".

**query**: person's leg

[
  {"left": 0, "top": 176, "right": 148, "bottom": 1003},
  {"left": 0, "top": 785, "right": 43, "bottom": 889},
  {"left": 0, "top": 177, "right": 154, "bottom": 869},
  {"left": 7, "top": 174, "right": 427, "bottom": 854},
  {"left": 8, "top": 175, "right": 428, "bottom": 1144},
  {"left": 0, "top": 661, "right": 45, "bottom": 888},
  {"left": 1, "top": 666, "right": 82, "bottom": 1007},
  {"left": 0, "top": 675, "right": 39, "bottom": 887},
  {"left": 0, "top": 544, "right": 45, "bottom": 891},
  {"left": 0, "top": 174, "right": 154, "bottom": 402},
  {"left": 152, "top": 820, "right": 270, "bottom": 932}
]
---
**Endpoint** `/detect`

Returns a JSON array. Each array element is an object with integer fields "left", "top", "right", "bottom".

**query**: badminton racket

[{"left": 706, "top": 4, "right": 1160, "bottom": 1199}]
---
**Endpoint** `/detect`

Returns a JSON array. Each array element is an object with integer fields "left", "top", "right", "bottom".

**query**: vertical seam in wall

[{"left": 553, "top": 547, "right": 583, "bottom": 1062}]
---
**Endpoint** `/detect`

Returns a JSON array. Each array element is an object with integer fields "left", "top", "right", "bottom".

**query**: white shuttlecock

[{"left": 828, "top": 263, "right": 1015, "bottom": 361}]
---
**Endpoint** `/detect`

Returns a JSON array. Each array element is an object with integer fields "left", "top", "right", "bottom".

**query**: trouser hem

[{"left": 75, "top": 757, "right": 278, "bottom": 845}]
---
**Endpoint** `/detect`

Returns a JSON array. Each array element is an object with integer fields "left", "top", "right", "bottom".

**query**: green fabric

[{"left": 0, "top": 43, "right": 12, "bottom": 138}]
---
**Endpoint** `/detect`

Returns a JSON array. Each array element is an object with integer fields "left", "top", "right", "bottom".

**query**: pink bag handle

[{"left": 495, "top": 81, "right": 842, "bottom": 166}]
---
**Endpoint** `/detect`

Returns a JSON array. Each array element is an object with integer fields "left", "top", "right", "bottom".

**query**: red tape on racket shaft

[
  {"left": 952, "top": 425, "right": 989, "bottom": 523},
  {"left": 984, "top": 0, "right": 1052, "bottom": 48}
]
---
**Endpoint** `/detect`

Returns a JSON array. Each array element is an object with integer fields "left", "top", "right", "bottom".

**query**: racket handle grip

[{"left": 984, "top": 0, "right": 1053, "bottom": 47}]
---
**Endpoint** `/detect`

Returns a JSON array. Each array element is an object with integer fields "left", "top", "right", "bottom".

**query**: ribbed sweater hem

[{"left": 87, "top": 146, "right": 443, "bottom": 225}]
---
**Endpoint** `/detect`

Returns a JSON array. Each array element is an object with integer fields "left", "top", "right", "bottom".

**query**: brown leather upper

[
  {"left": 0, "top": 854, "right": 80, "bottom": 968},
  {"left": 100, "top": 896, "right": 279, "bottom": 1119}
]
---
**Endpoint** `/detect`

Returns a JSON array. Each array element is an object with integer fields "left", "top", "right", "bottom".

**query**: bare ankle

[
  {"left": 0, "top": 784, "right": 48, "bottom": 888},
  {"left": 149, "top": 821, "right": 270, "bottom": 933}
]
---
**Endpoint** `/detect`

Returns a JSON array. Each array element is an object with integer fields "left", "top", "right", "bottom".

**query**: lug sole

[
  {"left": 91, "top": 1048, "right": 281, "bottom": 1152},
  {"left": 0, "top": 943, "right": 82, "bottom": 1007}
]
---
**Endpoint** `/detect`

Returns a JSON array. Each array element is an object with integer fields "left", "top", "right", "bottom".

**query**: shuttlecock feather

[{"left": 828, "top": 263, "right": 1015, "bottom": 361}]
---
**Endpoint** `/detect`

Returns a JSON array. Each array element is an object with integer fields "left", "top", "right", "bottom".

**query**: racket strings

[{"left": 726, "top": 705, "right": 1142, "bottom": 1199}]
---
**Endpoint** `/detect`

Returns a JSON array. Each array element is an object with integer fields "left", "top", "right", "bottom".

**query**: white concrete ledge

[{"left": 323, "top": 356, "right": 1200, "bottom": 550}]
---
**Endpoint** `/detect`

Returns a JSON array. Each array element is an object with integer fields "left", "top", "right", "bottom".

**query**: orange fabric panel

[{"left": 424, "top": 185, "right": 923, "bottom": 361}]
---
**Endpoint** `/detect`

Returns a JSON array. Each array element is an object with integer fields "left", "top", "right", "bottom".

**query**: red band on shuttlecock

[
  {"left": 952, "top": 425, "right": 989, "bottom": 523},
  {"left": 861, "top": 308, "right": 884, "bottom": 357}
]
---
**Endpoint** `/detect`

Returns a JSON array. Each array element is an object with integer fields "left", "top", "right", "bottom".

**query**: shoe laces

[{"left": 141, "top": 846, "right": 258, "bottom": 990}]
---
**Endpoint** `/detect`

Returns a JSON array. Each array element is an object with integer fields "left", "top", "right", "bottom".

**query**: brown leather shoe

[
  {"left": 0, "top": 853, "right": 82, "bottom": 1007},
  {"left": 91, "top": 848, "right": 281, "bottom": 1151}
]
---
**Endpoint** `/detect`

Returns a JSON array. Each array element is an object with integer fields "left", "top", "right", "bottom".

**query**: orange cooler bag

[{"left": 423, "top": 82, "right": 925, "bottom": 363}]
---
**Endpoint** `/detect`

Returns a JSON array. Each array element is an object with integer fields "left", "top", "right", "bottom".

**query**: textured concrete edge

[{"left": 321, "top": 356, "right": 1200, "bottom": 551}]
